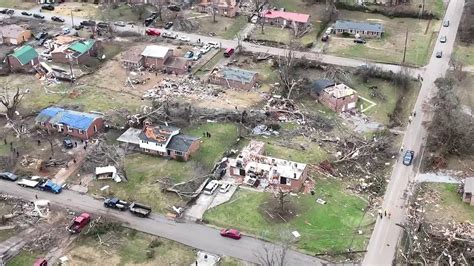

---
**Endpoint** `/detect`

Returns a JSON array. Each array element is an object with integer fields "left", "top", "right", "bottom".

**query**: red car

[
  {"left": 145, "top": 28, "right": 161, "bottom": 36},
  {"left": 220, "top": 228, "right": 241, "bottom": 239},
  {"left": 34, "top": 258, "right": 47, "bottom": 266}
]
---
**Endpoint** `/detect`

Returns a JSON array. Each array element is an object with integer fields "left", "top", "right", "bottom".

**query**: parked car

[
  {"left": 403, "top": 150, "right": 415, "bottom": 166},
  {"left": 184, "top": 51, "right": 194, "bottom": 59},
  {"left": 0, "top": 8, "right": 8, "bottom": 14},
  {"left": 321, "top": 34, "right": 329, "bottom": 42},
  {"left": 219, "top": 183, "right": 231, "bottom": 193},
  {"left": 354, "top": 38, "right": 366, "bottom": 44},
  {"left": 34, "top": 32, "right": 48, "bottom": 40},
  {"left": 63, "top": 139, "right": 74, "bottom": 149},
  {"left": 104, "top": 197, "right": 129, "bottom": 211},
  {"left": 145, "top": 28, "right": 161, "bottom": 36},
  {"left": 192, "top": 51, "right": 202, "bottom": 61},
  {"left": 41, "top": 4, "right": 55, "bottom": 11},
  {"left": 223, "top": 48, "right": 234, "bottom": 57},
  {"left": 0, "top": 172, "right": 18, "bottom": 181},
  {"left": 162, "top": 31, "right": 178, "bottom": 39},
  {"left": 440, "top": 36, "right": 447, "bottom": 43},
  {"left": 74, "top": 24, "right": 84, "bottom": 30},
  {"left": 80, "top": 20, "right": 96, "bottom": 27},
  {"left": 67, "top": 212, "right": 91, "bottom": 234},
  {"left": 203, "top": 180, "right": 219, "bottom": 195},
  {"left": 6, "top": 9, "right": 14, "bottom": 15},
  {"left": 21, "top": 11, "right": 32, "bottom": 16},
  {"left": 33, "top": 14, "right": 45, "bottom": 19},
  {"left": 200, "top": 45, "right": 211, "bottom": 54},
  {"left": 443, "top": 20, "right": 449, "bottom": 27},
  {"left": 325, "top": 27, "right": 333, "bottom": 34},
  {"left": 51, "top": 16, "right": 65, "bottom": 22},
  {"left": 33, "top": 258, "right": 48, "bottom": 266},
  {"left": 436, "top": 51, "right": 443, "bottom": 58},
  {"left": 207, "top": 41, "right": 219, "bottom": 49},
  {"left": 220, "top": 228, "right": 241, "bottom": 240},
  {"left": 178, "top": 35, "right": 190, "bottom": 42},
  {"left": 97, "top": 22, "right": 109, "bottom": 28},
  {"left": 164, "top": 22, "right": 173, "bottom": 29},
  {"left": 114, "top": 21, "right": 126, "bottom": 27}
]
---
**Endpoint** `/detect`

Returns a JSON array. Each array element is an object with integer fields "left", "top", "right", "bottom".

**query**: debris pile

[
  {"left": 81, "top": 142, "right": 126, "bottom": 181},
  {"left": 265, "top": 96, "right": 305, "bottom": 123},
  {"left": 143, "top": 77, "right": 222, "bottom": 101}
]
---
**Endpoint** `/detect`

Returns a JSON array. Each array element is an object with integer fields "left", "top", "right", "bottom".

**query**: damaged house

[
  {"left": 7, "top": 45, "right": 39, "bottom": 72},
  {"left": 117, "top": 122, "right": 200, "bottom": 161},
  {"left": 51, "top": 39, "right": 100, "bottom": 65},
  {"left": 462, "top": 177, "right": 474, "bottom": 206},
  {"left": 35, "top": 107, "right": 104, "bottom": 140},
  {"left": 141, "top": 45, "right": 173, "bottom": 69},
  {"left": 228, "top": 140, "right": 309, "bottom": 192},
  {"left": 197, "top": 0, "right": 238, "bottom": 17},
  {"left": 0, "top": 24, "right": 31, "bottom": 45},
  {"left": 310, "top": 79, "right": 358, "bottom": 113},
  {"left": 121, "top": 46, "right": 145, "bottom": 69},
  {"left": 209, "top": 67, "right": 258, "bottom": 90}
]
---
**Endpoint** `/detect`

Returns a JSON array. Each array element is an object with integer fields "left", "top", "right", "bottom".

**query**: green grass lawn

[
  {"left": 194, "top": 50, "right": 224, "bottom": 76},
  {"left": 423, "top": 183, "right": 474, "bottom": 223},
  {"left": 221, "top": 16, "right": 249, "bottom": 40},
  {"left": 99, "top": 4, "right": 142, "bottom": 22},
  {"left": 195, "top": 16, "right": 247, "bottom": 40},
  {"left": 327, "top": 11, "right": 439, "bottom": 66},
  {"left": 252, "top": 27, "right": 315, "bottom": 47},
  {"left": 89, "top": 123, "right": 238, "bottom": 213},
  {"left": 6, "top": 251, "right": 39, "bottom": 266},
  {"left": 453, "top": 44, "right": 474, "bottom": 66},
  {"left": 261, "top": 136, "right": 328, "bottom": 164},
  {"left": 204, "top": 178, "right": 373, "bottom": 254}
]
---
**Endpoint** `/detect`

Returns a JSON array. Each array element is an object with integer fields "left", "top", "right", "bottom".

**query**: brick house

[
  {"left": 260, "top": 10, "right": 310, "bottom": 28},
  {"left": 141, "top": 45, "right": 173, "bottom": 69},
  {"left": 164, "top": 56, "right": 190, "bottom": 75},
  {"left": 228, "top": 140, "right": 309, "bottom": 192},
  {"left": 51, "top": 39, "right": 100, "bottom": 65},
  {"left": 209, "top": 67, "right": 258, "bottom": 90},
  {"left": 462, "top": 177, "right": 474, "bottom": 206},
  {"left": 0, "top": 25, "right": 32, "bottom": 45},
  {"left": 117, "top": 123, "right": 200, "bottom": 161},
  {"left": 7, "top": 45, "right": 39, "bottom": 72},
  {"left": 197, "top": 0, "right": 238, "bottom": 17},
  {"left": 334, "top": 20, "right": 384, "bottom": 38},
  {"left": 311, "top": 79, "right": 358, "bottom": 113},
  {"left": 121, "top": 47, "right": 145, "bottom": 69},
  {"left": 35, "top": 107, "right": 104, "bottom": 140}
]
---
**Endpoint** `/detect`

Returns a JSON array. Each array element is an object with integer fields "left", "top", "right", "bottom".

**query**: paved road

[
  {"left": 2, "top": 7, "right": 422, "bottom": 77},
  {"left": 362, "top": 0, "right": 465, "bottom": 265},
  {"left": 0, "top": 180, "right": 324, "bottom": 265}
]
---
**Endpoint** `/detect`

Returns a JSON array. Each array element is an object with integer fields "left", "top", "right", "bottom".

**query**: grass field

[
  {"left": 90, "top": 123, "right": 238, "bottom": 213},
  {"left": 0, "top": 0, "right": 36, "bottom": 9},
  {"left": 195, "top": 16, "right": 248, "bottom": 40},
  {"left": 261, "top": 136, "right": 328, "bottom": 164},
  {"left": 453, "top": 44, "right": 474, "bottom": 67},
  {"left": 6, "top": 251, "right": 38, "bottom": 266},
  {"left": 252, "top": 26, "right": 316, "bottom": 47},
  {"left": 204, "top": 178, "right": 373, "bottom": 254},
  {"left": 327, "top": 11, "right": 439, "bottom": 66}
]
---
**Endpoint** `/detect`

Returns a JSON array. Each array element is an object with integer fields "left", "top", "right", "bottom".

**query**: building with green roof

[
  {"left": 51, "top": 39, "right": 100, "bottom": 65},
  {"left": 7, "top": 45, "right": 39, "bottom": 72}
]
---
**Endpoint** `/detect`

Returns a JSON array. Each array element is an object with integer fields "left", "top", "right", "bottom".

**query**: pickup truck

[
  {"left": 38, "top": 180, "right": 62, "bottom": 194},
  {"left": 104, "top": 197, "right": 129, "bottom": 211},
  {"left": 67, "top": 212, "right": 91, "bottom": 234},
  {"left": 129, "top": 202, "right": 151, "bottom": 217}
]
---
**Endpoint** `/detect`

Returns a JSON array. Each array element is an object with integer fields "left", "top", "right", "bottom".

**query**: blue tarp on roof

[
  {"left": 35, "top": 107, "right": 64, "bottom": 123},
  {"left": 36, "top": 106, "right": 100, "bottom": 130}
]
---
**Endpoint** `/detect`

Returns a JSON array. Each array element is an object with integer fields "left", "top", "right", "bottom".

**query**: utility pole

[
  {"left": 70, "top": 10, "right": 74, "bottom": 27},
  {"left": 402, "top": 27, "right": 408, "bottom": 65}
]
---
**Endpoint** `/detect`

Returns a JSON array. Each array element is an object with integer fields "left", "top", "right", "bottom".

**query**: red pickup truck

[{"left": 67, "top": 212, "right": 91, "bottom": 234}]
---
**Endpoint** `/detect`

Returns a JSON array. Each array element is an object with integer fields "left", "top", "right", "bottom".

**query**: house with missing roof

[
  {"left": 35, "top": 107, "right": 104, "bottom": 140},
  {"left": 7, "top": 45, "right": 39, "bottom": 72},
  {"left": 228, "top": 140, "right": 310, "bottom": 192},
  {"left": 141, "top": 45, "right": 173, "bottom": 69},
  {"left": 117, "top": 122, "right": 200, "bottom": 161},
  {"left": 462, "top": 177, "right": 474, "bottom": 206},
  {"left": 334, "top": 20, "right": 384, "bottom": 38},
  {"left": 197, "top": 0, "right": 238, "bottom": 17},
  {"left": 260, "top": 10, "right": 310, "bottom": 28},
  {"left": 0, "top": 24, "right": 31, "bottom": 45},
  {"left": 209, "top": 67, "right": 258, "bottom": 90},
  {"left": 51, "top": 39, "right": 100, "bottom": 65},
  {"left": 310, "top": 79, "right": 358, "bottom": 113}
]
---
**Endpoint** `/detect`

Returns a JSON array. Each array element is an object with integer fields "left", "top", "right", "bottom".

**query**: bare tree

[
  {"left": 278, "top": 47, "right": 301, "bottom": 99},
  {"left": 210, "top": 0, "right": 219, "bottom": 23},
  {"left": 256, "top": 230, "right": 295, "bottom": 266},
  {"left": 275, "top": 188, "right": 290, "bottom": 213},
  {"left": 35, "top": 127, "right": 56, "bottom": 157},
  {"left": 0, "top": 87, "right": 25, "bottom": 120},
  {"left": 449, "top": 55, "right": 466, "bottom": 81},
  {"left": 150, "top": 0, "right": 165, "bottom": 22}
]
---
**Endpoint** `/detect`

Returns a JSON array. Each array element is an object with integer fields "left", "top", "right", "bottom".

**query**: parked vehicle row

[
  {"left": 203, "top": 180, "right": 232, "bottom": 195},
  {"left": 103, "top": 197, "right": 152, "bottom": 217},
  {"left": 17, "top": 177, "right": 63, "bottom": 194},
  {"left": 0, "top": 9, "right": 14, "bottom": 15}
]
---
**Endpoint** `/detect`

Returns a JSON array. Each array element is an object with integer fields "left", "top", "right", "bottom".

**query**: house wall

[
  {"left": 40, "top": 117, "right": 104, "bottom": 140},
  {"left": 319, "top": 91, "right": 358, "bottom": 113},
  {"left": 143, "top": 50, "right": 172, "bottom": 68},
  {"left": 263, "top": 17, "right": 306, "bottom": 28},
  {"left": 209, "top": 75, "right": 257, "bottom": 90},
  {"left": 1, "top": 30, "right": 31, "bottom": 45},
  {"left": 271, "top": 166, "right": 309, "bottom": 192},
  {"left": 463, "top": 192, "right": 473, "bottom": 206},
  {"left": 335, "top": 28, "right": 382, "bottom": 38},
  {"left": 122, "top": 57, "right": 144, "bottom": 69},
  {"left": 7, "top": 56, "right": 39, "bottom": 72}
]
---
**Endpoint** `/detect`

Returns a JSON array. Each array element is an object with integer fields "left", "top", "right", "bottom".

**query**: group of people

[{"left": 378, "top": 209, "right": 391, "bottom": 219}]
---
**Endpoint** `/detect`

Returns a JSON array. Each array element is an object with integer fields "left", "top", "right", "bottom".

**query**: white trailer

[{"left": 17, "top": 179, "right": 40, "bottom": 188}]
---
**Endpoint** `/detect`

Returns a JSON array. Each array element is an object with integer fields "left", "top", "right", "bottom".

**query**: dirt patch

[{"left": 48, "top": 2, "right": 99, "bottom": 19}]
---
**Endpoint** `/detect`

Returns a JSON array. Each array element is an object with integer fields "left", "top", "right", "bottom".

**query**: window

[
  {"left": 67, "top": 126, "right": 73, "bottom": 133},
  {"left": 78, "top": 129, "right": 85, "bottom": 134},
  {"left": 175, "top": 151, "right": 183, "bottom": 156},
  {"left": 94, "top": 125, "right": 97, "bottom": 132}
]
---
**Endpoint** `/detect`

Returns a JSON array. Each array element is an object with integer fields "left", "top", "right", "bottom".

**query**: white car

[
  {"left": 203, "top": 180, "right": 219, "bottom": 195},
  {"left": 162, "top": 31, "right": 178, "bottom": 39},
  {"left": 178, "top": 35, "right": 190, "bottom": 42},
  {"left": 207, "top": 41, "right": 219, "bottom": 49},
  {"left": 200, "top": 45, "right": 211, "bottom": 54},
  {"left": 114, "top": 21, "right": 126, "bottom": 27},
  {"left": 62, "top": 27, "right": 70, "bottom": 35},
  {"left": 192, "top": 51, "right": 202, "bottom": 61},
  {"left": 219, "top": 183, "right": 231, "bottom": 193}
]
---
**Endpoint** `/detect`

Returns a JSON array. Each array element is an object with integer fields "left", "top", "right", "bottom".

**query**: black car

[
  {"left": 41, "top": 4, "right": 55, "bottom": 11},
  {"left": 354, "top": 38, "right": 366, "bottom": 44},
  {"left": 0, "top": 8, "right": 8, "bottom": 14},
  {"left": 80, "top": 20, "right": 96, "bottom": 27},
  {"left": 63, "top": 139, "right": 74, "bottom": 149},
  {"left": 33, "top": 13, "right": 45, "bottom": 19},
  {"left": 21, "top": 11, "right": 32, "bottom": 16},
  {"left": 0, "top": 172, "right": 18, "bottom": 182},
  {"left": 74, "top": 24, "right": 84, "bottom": 30},
  {"left": 51, "top": 16, "right": 65, "bottom": 22},
  {"left": 144, "top": 17, "right": 155, "bottom": 27},
  {"left": 6, "top": 9, "right": 14, "bottom": 15},
  {"left": 403, "top": 150, "right": 415, "bottom": 166},
  {"left": 97, "top": 22, "right": 109, "bottom": 28},
  {"left": 164, "top": 22, "right": 173, "bottom": 29},
  {"left": 321, "top": 34, "right": 329, "bottom": 42},
  {"left": 34, "top": 32, "right": 48, "bottom": 40}
]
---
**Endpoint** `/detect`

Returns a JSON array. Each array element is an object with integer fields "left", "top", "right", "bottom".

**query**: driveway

[{"left": 0, "top": 180, "right": 325, "bottom": 265}]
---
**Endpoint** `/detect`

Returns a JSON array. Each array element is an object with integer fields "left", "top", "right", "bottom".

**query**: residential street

[
  {"left": 0, "top": 180, "right": 324, "bottom": 265},
  {"left": 362, "top": 0, "right": 465, "bottom": 264},
  {"left": 1, "top": 8, "right": 422, "bottom": 77}
]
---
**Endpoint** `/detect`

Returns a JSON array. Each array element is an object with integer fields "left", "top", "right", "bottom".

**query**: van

[
  {"left": 203, "top": 180, "right": 219, "bottom": 195},
  {"left": 224, "top": 48, "right": 234, "bottom": 57}
]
